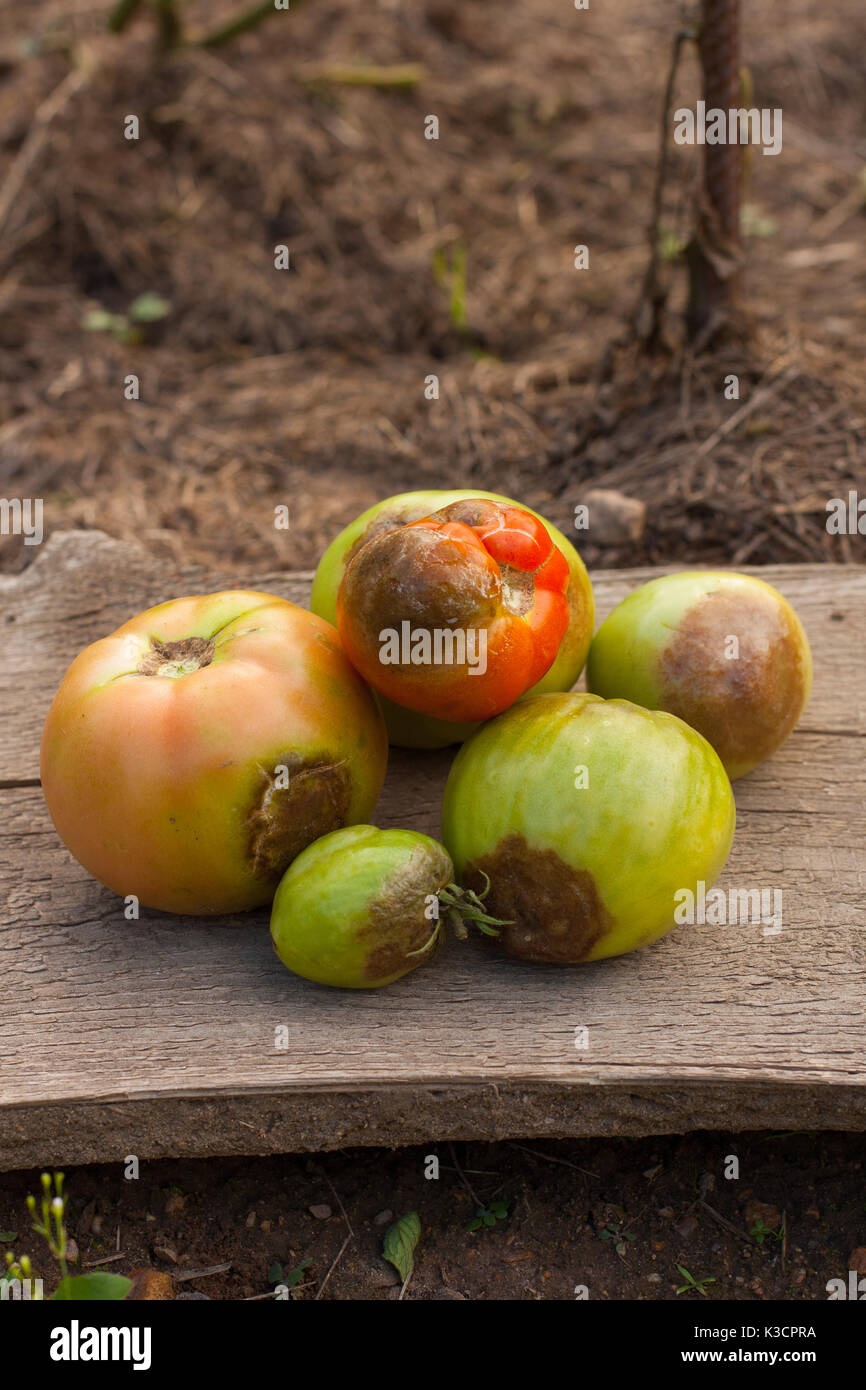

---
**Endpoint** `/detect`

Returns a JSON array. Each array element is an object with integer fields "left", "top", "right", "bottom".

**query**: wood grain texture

[{"left": 0, "top": 531, "right": 864, "bottom": 1170}]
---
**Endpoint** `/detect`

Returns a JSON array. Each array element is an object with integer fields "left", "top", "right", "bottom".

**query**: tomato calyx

[
  {"left": 407, "top": 871, "right": 512, "bottom": 959},
  {"left": 137, "top": 635, "right": 216, "bottom": 678},
  {"left": 437, "top": 871, "right": 513, "bottom": 940}
]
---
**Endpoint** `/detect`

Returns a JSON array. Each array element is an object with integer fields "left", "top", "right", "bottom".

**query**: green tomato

[
  {"left": 441, "top": 692, "right": 736, "bottom": 964},
  {"left": 311, "top": 489, "right": 594, "bottom": 748},
  {"left": 586, "top": 571, "right": 812, "bottom": 779},
  {"left": 270, "top": 825, "right": 453, "bottom": 988}
]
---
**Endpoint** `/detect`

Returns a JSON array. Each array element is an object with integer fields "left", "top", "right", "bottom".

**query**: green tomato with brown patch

[
  {"left": 441, "top": 692, "right": 736, "bottom": 964},
  {"left": 269, "top": 825, "right": 507, "bottom": 988},
  {"left": 310, "top": 490, "right": 594, "bottom": 748},
  {"left": 586, "top": 571, "right": 813, "bottom": 779}
]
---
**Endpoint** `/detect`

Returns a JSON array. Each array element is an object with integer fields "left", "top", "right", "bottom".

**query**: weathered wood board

[{"left": 1, "top": 531, "right": 864, "bottom": 1172}]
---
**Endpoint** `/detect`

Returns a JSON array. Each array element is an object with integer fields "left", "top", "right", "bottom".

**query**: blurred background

[{"left": 0, "top": 0, "right": 863, "bottom": 576}]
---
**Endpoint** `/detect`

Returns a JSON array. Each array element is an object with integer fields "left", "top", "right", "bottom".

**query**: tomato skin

[
  {"left": 270, "top": 825, "right": 452, "bottom": 988},
  {"left": 40, "top": 591, "right": 388, "bottom": 915},
  {"left": 586, "top": 571, "right": 813, "bottom": 779},
  {"left": 335, "top": 499, "right": 573, "bottom": 724},
  {"left": 441, "top": 692, "right": 735, "bottom": 964},
  {"left": 311, "top": 490, "right": 595, "bottom": 747}
]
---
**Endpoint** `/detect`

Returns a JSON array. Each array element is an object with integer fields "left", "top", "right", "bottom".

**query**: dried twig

[
  {"left": 301, "top": 63, "right": 426, "bottom": 89},
  {"left": 174, "top": 1262, "right": 231, "bottom": 1282},
  {"left": 508, "top": 1142, "right": 600, "bottom": 1181},
  {"left": 698, "top": 1199, "right": 747, "bottom": 1240},
  {"left": 0, "top": 61, "right": 93, "bottom": 240},
  {"left": 695, "top": 367, "right": 799, "bottom": 458},
  {"left": 449, "top": 1141, "right": 483, "bottom": 1208},
  {"left": 633, "top": 24, "right": 693, "bottom": 347},
  {"left": 314, "top": 1234, "right": 352, "bottom": 1301},
  {"left": 244, "top": 1281, "right": 316, "bottom": 1300},
  {"left": 322, "top": 1173, "right": 355, "bottom": 1239}
]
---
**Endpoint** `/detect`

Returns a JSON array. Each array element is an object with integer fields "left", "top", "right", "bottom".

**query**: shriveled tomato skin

[
  {"left": 441, "top": 692, "right": 735, "bottom": 963},
  {"left": 40, "top": 591, "right": 388, "bottom": 915},
  {"left": 312, "top": 490, "right": 594, "bottom": 745}
]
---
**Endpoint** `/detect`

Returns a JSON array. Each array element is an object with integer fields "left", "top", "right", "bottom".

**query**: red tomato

[
  {"left": 40, "top": 591, "right": 388, "bottom": 914},
  {"left": 336, "top": 498, "right": 571, "bottom": 723},
  {"left": 311, "top": 488, "right": 595, "bottom": 749}
]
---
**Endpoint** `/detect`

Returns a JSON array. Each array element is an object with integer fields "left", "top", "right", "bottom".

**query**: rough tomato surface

[
  {"left": 40, "top": 591, "right": 388, "bottom": 914},
  {"left": 311, "top": 489, "right": 594, "bottom": 746},
  {"left": 441, "top": 692, "right": 735, "bottom": 964},
  {"left": 335, "top": 497, "right": 576, "bottom": 724}
]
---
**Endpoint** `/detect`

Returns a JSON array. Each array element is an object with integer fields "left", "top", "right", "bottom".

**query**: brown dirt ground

[
  {"left": 1, "top": 1133, "right": 864, "bottom": 1301},
  {"left": 0, "top": 0, "right": 863, "bottom": 578},
  {"left": 1, "top": 0, "right": 864, "bottom": 1301}
]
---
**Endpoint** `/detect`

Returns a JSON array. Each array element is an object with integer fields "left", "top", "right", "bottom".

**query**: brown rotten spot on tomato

[
  {"left": 336, "top": 498, "right": 571, "bottom": 724},
  {"left": 464, "top": 834, "right": 614, "bottom": 964}
]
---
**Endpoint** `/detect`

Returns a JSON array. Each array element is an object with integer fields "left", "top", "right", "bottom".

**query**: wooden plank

[{"left": 1, "top": 531, "right": 864, "bottom": 1171}]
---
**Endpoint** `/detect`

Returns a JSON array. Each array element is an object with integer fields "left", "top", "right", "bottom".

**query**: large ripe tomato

[
  {"left": 336, "top": 498, "right": 572, "bottom": 724},
  {"left": 441, "top": 692, "right": 735, "bottom": 964},
  {"left": 311, "top": 490, "right": 594, "bottom": 746},
  {"left": 41, "top": 591, "right": 388, "bottom": 915}
]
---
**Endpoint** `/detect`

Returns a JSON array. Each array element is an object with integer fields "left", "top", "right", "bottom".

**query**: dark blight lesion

[
  {"left": 343, "top": 523, "right": 500, "bottom": 640},
  {"left": 361, "top": 842, "right": 452, "bottom": 981},
  {"left": 345, "top": 504, "right": 421, "bottom": 565},
  {"left": 464, "top": 833, "right": 613, "bottom": 964},
  {"left": 658, "top": 590, "right": 808, "bottom": 769},
  {"left": 246, "top": 752, "right": 351, "bottom": 882}
]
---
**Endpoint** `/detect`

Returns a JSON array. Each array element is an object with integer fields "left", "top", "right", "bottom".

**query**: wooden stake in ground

[{"left": 686, "top": 0, "right": 743, "bottom": 341}]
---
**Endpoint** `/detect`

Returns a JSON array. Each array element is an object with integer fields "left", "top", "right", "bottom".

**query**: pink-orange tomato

[{"left": 40, "top": 591, "right": 388, "bottom": 914}]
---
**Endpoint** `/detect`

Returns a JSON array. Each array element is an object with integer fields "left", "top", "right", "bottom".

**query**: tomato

[
  {"left": 441, "top": 692, "right": 735, "bottom": 964},
  {"left": 270, "top": 824, "right": 510, "bottom": 988},
  {"left": 335, "top": 498, "right": 571, "bottom": 724},
  {"left": 270, "top": 826, "right": 450, "bottom": 988},
  {"left": 40, "top": 591, "right": 388, "bottom": 914},
  {"left": 312, "top": 490, "right": 594, "bottom": 744},
  {"left": 586, "top": 571, "right": 813, "bottom": 779}
]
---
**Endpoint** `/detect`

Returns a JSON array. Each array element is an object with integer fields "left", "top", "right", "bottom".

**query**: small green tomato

[{"left": 269, "top": 825, "right": 507, "bottom": 989}]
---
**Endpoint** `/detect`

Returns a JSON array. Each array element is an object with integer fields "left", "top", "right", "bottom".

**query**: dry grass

[{"left": 0, "top": 0, "right": 864, "bottom": 575}]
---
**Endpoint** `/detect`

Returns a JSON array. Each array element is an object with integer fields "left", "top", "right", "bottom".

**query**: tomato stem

[{"left": 438, "top": 872, "right": 513, "bottom": 938}]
